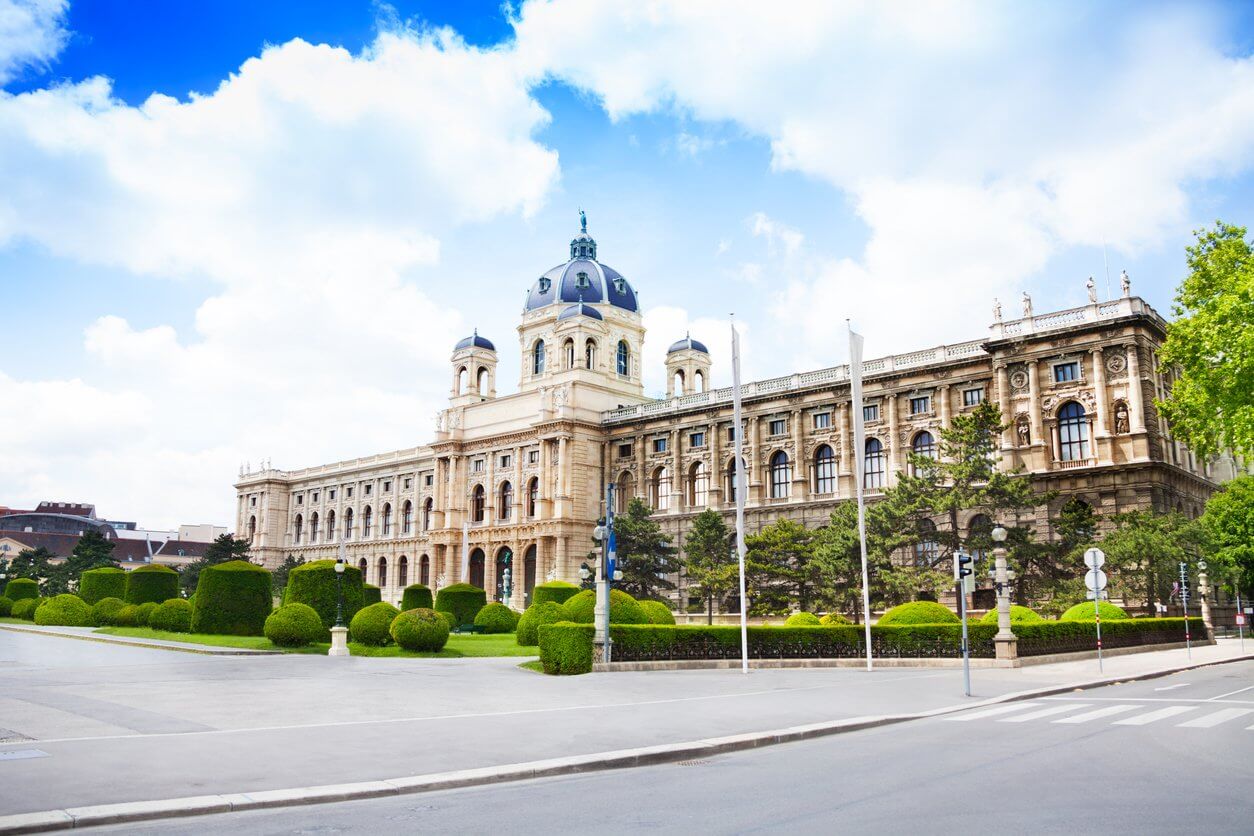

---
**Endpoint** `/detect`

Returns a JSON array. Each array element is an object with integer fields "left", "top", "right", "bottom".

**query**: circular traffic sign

[
  {"left": 1198, "top": 559, "right": 1208, "bottom": 571},
  {"left": 1085, "top": 568, "right": 1107, "bottom": 592},
  {"left": 1083, "top": 547, "right": 1105, "bottom": 570}
]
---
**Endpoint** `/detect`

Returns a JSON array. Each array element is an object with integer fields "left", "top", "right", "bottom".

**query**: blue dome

[
  {"left": 557, "top": 303, "right": 603, "bottom": 321},
  {"left": 667, "top": 335, "right": 709, "bottom": 354},
  {"left": 454, "top": 332, "right": 495, "bottom": 351},
  {"left": 523, "top": 219, "right": 639, "bottom": 314}
]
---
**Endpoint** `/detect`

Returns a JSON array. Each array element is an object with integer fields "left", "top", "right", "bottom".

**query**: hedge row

[
  {"left": 285, "top": 560, "right": 364, "bottom": 629},
  {"left": 191, "top": 560, "right": 271, "bottom": 636},
  {"left": 434, "top": 584, "right": 486, "bottom": 626},
  {"left": 125, "top": 564, "right": 179, "bottom": 604},
  {"left": 1015, "top": 617, "right": 1205, "bottom": 656},
  {"left": 79, "top": 567, "right": 126, "bottom": 604}
]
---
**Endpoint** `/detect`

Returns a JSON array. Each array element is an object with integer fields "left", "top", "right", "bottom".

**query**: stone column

[
  {"left": 1091, "top": 347, "right": 1109, "bottom": 438},
  {"left": 1026, "top": 360, "right": 1044, "bottom": 447},
  {"left": 839, "top": 400, "right": 853, "bottom": 479},
  {"left": 709, "top": 418, "right": 723, "bottom": 506},
  {"left": 938, "top": 385, "right": 951, "bottom": 430},
  {"left": 995, "top": 363, "right": 1013, "bottom": 450},
  {"left": 636, "top": 433, "right": 648, "bottom": 501},
  {"left": 993, "top": 540, "right": 1018, "bottom": 663},
  {"left": 557, "top": 436, "right": 569, "bottom": 518},
  {"left": 671, "top": 428, "right": 683, "bottom": 512},
  {"left": 1198, "top": 567, "right": 1212, "bottom": 631},
  {"left": 555, "top": 535, "right": 569, "bottom": 582},
  {"left": 1126, "top": 343, "right": 1146, "bottom": 432},
  {"left": 886, "top": 394, "right": 899, "bottom": 487},
  {"left": 513, "top": 446, "right": 524, "bottom": 521},
  {"left": 791, "top": 408, "right": 808, "bottom": 500},
  {"left": 747, "top": 416, "right": 761, "bottom": 502}
]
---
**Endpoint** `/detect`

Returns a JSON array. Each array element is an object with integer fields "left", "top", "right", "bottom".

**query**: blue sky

[{"left": 2, "top": 0, "right": 1253, "bottom": 528}]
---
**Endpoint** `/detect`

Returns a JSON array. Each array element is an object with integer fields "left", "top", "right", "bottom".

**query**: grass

[
  {"left": 518, "top": 660, "right": 545, "bottom": 673},
  {"left": 93, "top": 626, "right": 538, "bottom": 658}
]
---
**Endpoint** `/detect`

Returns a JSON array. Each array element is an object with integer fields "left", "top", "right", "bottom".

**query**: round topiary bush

[
  {"left": 124, "top": 564, "right": 179, "bottom": 604},
  {"left": 11, "top": 597, "right": 41, "bottom": 620},
  {"left": 1061, "top": 600, "right": 1129, "bottom": 622},
  {"left": 78, "top": 567, "right": 127, "bottom": 605},
  {"left": 978, "top": 604, "right": 1044, "bottom": 624},
  {"left": 532, "top": 580, "right": 581, "bottom": 607},
  {"left": 116, "top": 604, "right": 143, "bottom": 626},
  {"left": 350, "top": 601, "right": 401, "bottom": 646},
  {"left": 391, "top": 607, "right": 450, "bottom": 652},
  {"left": 438, "top": 610, "right": 458, "bottom": 631},
  {"left": 4, "top": 578, "right": 39, "bottom": 601},
  {"left": 473, "top": 602, "right": 518, "bottom": 634},
  {"left": 34, "top": 594, "right": 93, "bottom": 626},
  {"left": 363, "top": 584, "right": 382, "bottom": 605},
  {"left": 0, "top": 596, "right": 12, "bottom": 617},
  {"left": 148, "top": 599, "right": 194, "bottom": 633},
  {"left": 516, "top": 601, "right": 564, "bottom": 646},
  {"left": 638, "top": 600, "right": 676, "bottom": 625},
  {"left": 284, "top": 559, "right": 364, "bottom": 630},
  {"left": 401, "top": 584, "right": 433, "bottom": 611},
  {"left": 785, "top": 612, "right": 821, "bottom": 626},
  {"left": 434, "top": 583, "right": 487, "bottom": 627},
  {"left": 191, "top": 560, "right": 273, "bottom": 636},
  {"left": 264, "top": 603, "right": 324, "bottom": 647},
  {"left": 88, "top": 594, "right": 123, "bottom": 626},
  {"left": 820, "top": 612, "right": 851, "bottom": 625},
  {"left": 878, "top": 601, "right": 961, "bottom": 626},
  {"left": 560, "top": 589, "right": 648, "bottom": 625},
  {"left": 135, "top": 601, "right": 159, "bottom": 626}
]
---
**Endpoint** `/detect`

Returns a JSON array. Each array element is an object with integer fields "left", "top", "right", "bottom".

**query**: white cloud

[
  {"left": 0, "top": 0, "right": 67, "bottom": 85},
  {"left": 749, "top": 211, "right": 803, "bottom": 257},
  {"left": 641, "top": 306, "right": 749, "bottom": 397}
]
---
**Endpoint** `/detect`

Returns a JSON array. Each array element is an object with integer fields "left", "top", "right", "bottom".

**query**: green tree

[
  {"left": 1100, "top": 510, "right": 1206, "bottom": 609},
  {"left": 745, "top": 518, "right": 822, "bottom": 614},
  {"left": 1200, "top": 474, "right": 1254, "bottom": 598},
  {"left": 272, "top": 554, "right": 306, "bottom": 597},
  {"left": 43, "top": 529, "right": 118, "bottom": 595},
  {"left": 611, "top": 498, "right": 681, "bottom": 600},
  {"left": 683, "top": 509, "right": 735, "bottom": 624},
  {"left": 182, "top": 533, "right": 252, "bottom": 593},
  {"left": 1010, "top": 496, "right": 1099, "bottom": 606},
  {"left": 4, "top": 547, "right": 56, "bottom": 593},
  {"left": 1158, "top": 222, "right": 1254, "bottom": 460}
]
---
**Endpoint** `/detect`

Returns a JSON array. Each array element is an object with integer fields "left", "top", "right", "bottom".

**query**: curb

[
  {"left": 0, "top": 625, "right": 281, "bottom": 656},
  {"left": 1, "top": 651, "right": 1249, "bottom": 833}
]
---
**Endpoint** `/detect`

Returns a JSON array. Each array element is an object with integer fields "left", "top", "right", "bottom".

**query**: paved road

[{"left": 89, "top": 661, "right": 1254, "bottom": 834}]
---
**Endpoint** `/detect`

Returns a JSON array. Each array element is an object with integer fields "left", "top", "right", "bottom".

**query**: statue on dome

[
  {"left": 1120, "top": 270, "right": 1131, "bottom": 297},
  {"left": 580, "top": 209, "right": 587, "bottom": 234}
]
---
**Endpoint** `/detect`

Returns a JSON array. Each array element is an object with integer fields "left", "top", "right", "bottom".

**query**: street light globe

[
  {"left": 334, "top": 560, "right": 345, "bottom": 575},
  {"left": 991, "top": 525, "right": 1008, "bottom": 543}
]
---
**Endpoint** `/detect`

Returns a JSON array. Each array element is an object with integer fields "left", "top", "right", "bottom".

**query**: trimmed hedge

[
  {"left": 92, "top": 597, "right": 127, "bottom": 626},
  {"left": 149, "top": 599, "right": 194, "bottom": 633},
  {"left": 438, "top": 610, "right": 458, "bottom": 631},
  {"left": 116, "top": 604, "right": 142, "bottom": 626},
  {"left": 638, "top": 600, "right": 676, "bottom": 626},
  {"left": 265, "top": 603, "right": 324, "bottom": 647},
  {"left": 516, "top": 601, "right": 564, "bottom": 646},
  {"left": 351, "top": 602, "right": 401, "bottom": 646},
  {"left": 363, "top": 584, "right": 382, "bottom": 605},
  {"left": 820, "top": 613, "right": 851, "bottom": 625},
  {"left": 1060, "top": 600, "right": 1129, "bottom": 622},
  {"left": 4, "top": 578, "right": 39, "bottom": 601},
  {"left": 560, "top": 589, "right": 648, "bottom": 625},
  {"left": 78, "top": 567, "right": 127, "bottom": 605},
  {"left": 401, "top": 584, "right": 433, "bottom": 611},
  {"left": 434, "top": 584, "right": 487, "bottom": 626},
  {"left": 124, "top": 564, "right": 179, "bottom": 604},
  {"left": 532, "top": 580, "right": 580, "bottom": 608},
  {"left": 12, "top": 597, "right": 42, "bottom": 619},
  {"left": 474, "top": 602, "right": 518, "bottom": 634},
  {"left": 135, "top": 601, "right": 159, "bottom": 626},
  {"left": 1016, "top": 617, "right": 1205, "bottom": 656},
  {"left": 538, "top": 621, "right": 594, "bottom": 675},
  {"left": 283, "top": 559, "right": 364, "bottom": 630},
  {"left": 35, "top": 594, "right": 93, "bottom": 626},
  {"left": 192, "top": 560, "right": 273, "bottom": 636},
  {"left": 878, "top": 601, "right": 960, "bottom": 626},
  {"left": 785, "top": 612, "right": 821, "bottom": 626},
  {"left": 391, "top": 608, "right": 450, "bottom": 652},
  {"left": 978, "top": 604, "right": 1044, "bottom": 625},
  {"left": 0, "top": 596, "right": 11, "bottom": 617}
]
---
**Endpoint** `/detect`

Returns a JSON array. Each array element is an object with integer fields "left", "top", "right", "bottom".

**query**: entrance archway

[
  {"left": 523, "top": 544, "right": 537, "bottom": 606},
  {"left": 495, "top": 546, "right": 513, "bottom": 602},
  {"left": 469, "top": 548, "right": 485, "bottom": 588}
]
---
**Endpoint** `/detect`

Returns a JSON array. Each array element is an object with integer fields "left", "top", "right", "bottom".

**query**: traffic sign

[
  {"left": 1244, "top": 607, "right": 1252, "bottom": 615},
  {"left": 1236, "top": 614, "right": 1247, "bottom": 627},
  {"left": 1085, "top": 568, "right": 1107, "bottom": 592},
  {"left": 1083, "top": 547, "right": 1105, "bottom": 569}
]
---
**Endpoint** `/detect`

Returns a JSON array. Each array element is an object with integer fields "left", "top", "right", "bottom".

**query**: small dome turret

[
  {"left": 667, "top": 334, "right": 709, "bottom": 354},
  {"left": 454, "top": 330, "right": 496, "bottom": 352}
]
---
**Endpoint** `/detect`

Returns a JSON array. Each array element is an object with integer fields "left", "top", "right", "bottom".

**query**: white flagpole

[
  {"left": 731, "top": 316, "right": 750, "bottom": 674},
  {"left": 849, "top": 321, "right": 874, "bottom": 672},
  {"left": 461, "top": 522, "right": 470, "bottom": 583}
]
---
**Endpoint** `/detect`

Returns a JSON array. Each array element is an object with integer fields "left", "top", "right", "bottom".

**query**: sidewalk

[{"left": 0, "top": 624, "right": 280, "bottom": 655}]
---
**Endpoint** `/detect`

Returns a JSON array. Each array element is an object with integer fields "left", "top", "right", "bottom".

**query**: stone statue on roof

[{"left": 580, "top": 209, "right": 587, "bottom": 234}]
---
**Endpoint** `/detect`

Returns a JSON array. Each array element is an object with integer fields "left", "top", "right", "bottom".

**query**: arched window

[
  {"left": 401, "top": 500, "right": 412, "bottom": 534},
  {"left": 564, "top": 338, "right": 575, "bottom": 370},
  {"left": 1058, "top": 401, "right": 1090, "bottom": 461},
  {"left": 533, "top": 340, "right": 546, "bottom": 375},
  {"left": 694, "top": 370, "right": 704, "bottom": 392},
  {"left": 495, "top": 547, "right": 512, "bottom": 601},
  {"left": 344, "top": 507, "right": 354, "bottom": 539},
  {"left": 616, "top": 472, "right": 634, "bottom": 512},
  {"left": 585, "top": 338, "right": 597, "bottom": 370},
  {"left": 398, "top": 555, "right": 408, "bottom": 587},
  {"left": 362, "top": 505, "right": 373, "bottom": 537},
  {"left": 423, "top": 498, "right": 433, "bottom": 531},
  {"left": 419, "top": 554, "right": 430, "bottom": 585},
  {"left": 381, "top": 503, "right": 392, "bottom": 536},
  {"left": 499, "top": 481, "right": 513, "bottom": 521},
  {"left": 476, "top": 367, "right": 488, "bottom": 395},
  {"left": 293, "top": 513, "right": 303, "bottom": 544},
  {"left": 377, "top": 556, "right": 388, "bottom": 588},
  {"left": 915, "top": 519, "right": 939, "bottom": 566},
  {"left": 457, "top": 367, "right": 468, "bottom": 395},
  {"left": 325, "top": 510, "right": 334, "bottom": 542},
  {"left": 472, "top": 485, "right": 485, "bottom": 522},
  {"left": 814, "top": 445, "right": 836, "bottom": 494},
  {"left": 469, "top": 548, "right": 485, "bottom": 588},
  {"left": 689, "top": 461, "right": 709, "bottom": 507},
  {"left": 310, "top": 512, "right": 319, "bottom": 544},
  {"left": 652, "top": 466, "right": 672, "bottom": 511},
  {"left": 673, "top": 369, "right": 686, "bottom": 396},
  {"left": 358, "top": 557, "right": 368, "bottom": 580},
  {"left": 247, "top": 516, "right": 257, "bottom": 542},
  {"left": 769, "top": 451, "right": 791, "bottom": 499},
  {"left": 616, "top": 340, "right": 629, "bottom": 376},
  {"left": 864, "top": 438, "right": 886, "bottom": 489},
  {"left": 911, "top": 431, "right": 936, "bottom": 476},
  {"left": 726, "top": 458, "right": 746, "bottom": 503},
  {"left": 523, "top": 544, "right": 537, "bottom": 606},
  {"left": 527, "top": 477, "right": 539, "bottom": 517}
]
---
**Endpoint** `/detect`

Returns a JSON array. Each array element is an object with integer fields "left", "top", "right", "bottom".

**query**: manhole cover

[{"left": 0, "top": 749, "right": 48, "bottom": 762}]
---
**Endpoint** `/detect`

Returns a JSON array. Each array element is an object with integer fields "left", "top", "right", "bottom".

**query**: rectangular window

[
  {"left": 1054, "top": 362, "right": 1079, "bottom": 383},
  {"left": 403, "top": 478, "right": 412, "bottom": 490},
  {"left": 863, "top": 404, "right": 879, "bottom": 422},
  {"left": 768, "top": 419, "right": 786, "bottom": 436},
  {"left": 347, "top": 487, "right": 353, "bottom": 498},
  {"left": 499, "top": 455, "right": 511, "bottom": 469},
  {"left": 327, "top": 490, "right": 334, "bottom": 501},
  {"left": 472, "top": 459, "right": 484, "bottom": 472},
  {"left": 296, "top": 494, "right": 303, "bottom": 505},
  {"left": 963, "top": 388, "right": 984, "bottom": 407},
  {"left": 528, "top": 450, "right": 540, "bottom": 464},
  {"left": 383, "top": 480, "right": 391, "bottom": 492},
  {"left": 910, "top": 396, "right": 930, "bottom": 415},
  {"left": 813, "top": 412, "right": 832, "bottom": 429},
  {"left": 727, "top": 426, "right": 736, "bottom": 442},
  {"left": 652, "top": 437, "right": 668, "bottom": 454},
  {"left": 250, "top": 496, "right": 257, "bottom": 507},
  {"left": 618, "top": 443, "right": 633, "bottom": 458},
  {"left": 364, "top": 484, "right": 372, "bottom": 496},
  {"left": 689, "top": 432, "right": 705, "bottom": 449},
  {"left": 423, "top": 474, "right": 433, "bottom": 487}
]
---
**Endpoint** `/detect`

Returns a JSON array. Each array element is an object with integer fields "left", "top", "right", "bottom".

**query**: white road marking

[
  {"left": 999, "top": 704, "right": 1091, "bottom": 723},
  {"left": 1177, "top": 708, "right": 1254, "bottom": 729},
  {"left": 1154, "top": 683, "right": 1189, "bottom": 692},
  {"left": 1041, "top": 696, "right": 1254, "bottom": 705},
  {"left": 944, "top": 703, "right": 1042, "bottom": 722},
  {"left": 1204, "top": 685, "right": 1254, "bottom": 701},
  {"left": 1113, "top": 706, "right": 1196, "bottom": 726},
  {"left": 1052, "top": 704, "right": 1140, "bottom": 724}
]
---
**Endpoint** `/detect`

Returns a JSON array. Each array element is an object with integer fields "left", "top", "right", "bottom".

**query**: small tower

[
  {"left": 450, "top": 330, "right": 497, "bottom": 405},
  {"left": 666, "top": 334, "right": 711, "bottom": 398}
]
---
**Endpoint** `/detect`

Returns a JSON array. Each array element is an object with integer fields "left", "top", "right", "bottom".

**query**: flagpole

[
  {"left": 849, "top": 320, "right": 874, "bottom": 672},
  {"left": 731, "top": 315, "right": 750, "bottom": 674},
  {"left": 461, "top": 521, "right": 470, "bottom": 583}
]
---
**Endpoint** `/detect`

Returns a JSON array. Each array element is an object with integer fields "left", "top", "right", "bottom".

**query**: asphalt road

[{"left": 85, "top": 660, "right": 1254, "bottom": 835}]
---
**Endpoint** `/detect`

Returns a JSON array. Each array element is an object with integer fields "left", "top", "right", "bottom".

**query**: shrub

[
  {"left": 1061, "top": 601, "right": 1129, "bottom": 622},
  {"left": 0, "top": 596, "right": 11, "bottom": 617},
  {"left": 978, "top": 605, "right": 1044, "bottom": 625},
  {"left": 35, "top": 594, "right": 93, "bottom": 626},
  {"left": 264, "top": 603, "right": 324, "bottom": 647},
  {"left": 516, "top": 601, "right": 564, "bottom": 646},
  {"left": 401, "top": 584, "right": 433, "bottom": 611},
  {"left": 437, "top": 610, "right": 458, "bottom": 631},
  {"left": 135, "top": 601, "right": 159, "bottom": 626},
  {"left": 149, "top": 599, "right": 194, "bottom": 633},
  {"left": 820, "top": 613, "right": 851, "bottom": 625},
  {"left": 116, "top": 604, "right": 143, "bottom": 626},
  {"left": 785, "top": 612, "right": 821, "bottom": 626},
  {"left": 281, "top": 559, "right": 363, "bottom": 630},
  {"left": 11, "top": 597, "right": 39, "bottom": 620},
  {"left": 191, "top": 560, "right": 273, "bottom": 636},
  {"left": 1015, "top": 617, "right": 1205, "bottom": 656},
  {"left": 350, "top": 602, "right": 401, "bottom": 646},
  {"left": 363, "top": 584, "right": 382, "bottom": 605},
  {"left": 391, "top": 608, "right": 450, "bottom": 652},
  {"left": 4, "top": 578, "right": 39, "bottom": 601},
  {"left": 90, "top": 597, "right": 126, "bottom": 625},
  {"left": 532, "top": 580, "right": 580, "bottom": 608},
  {"left": 538, "top": 622, "right": 595, "bottom": 674},
  {"left": 434, "top": 583, "right": 487, "bottom": 626},
  {"left": 474, "top": 602, "right": 518, "bottom": 634},
  {"left": 78, "top": 567, "right": 127, "bottom": 605},
  {"left": 878, "top": 601, "right": 960, "bottom": 626},
  {"left": 124, "top": 564, "right": 179, "bottom": 604},
  {"left": 638, "top": 600, "right": 676, "bottom": 625},
  {"left": 560, "top": 589, "right": 648, "bottom": 625}
]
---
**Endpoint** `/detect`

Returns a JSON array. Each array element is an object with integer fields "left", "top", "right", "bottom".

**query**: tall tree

[
  {"left": 1009, "top": 496, "right": 1099, "bottom": 606},
  {"left": 182, "top": 533, "right": 252, "bottom": 593},
  {"left": 1157, "top": 222, "right": 1254, "bottom": 461},
  {"left": 1100, "top": 510, "right": 1206, "bottom": 610},
  {"left": 48, "top": 529, "right": 119, "bottom": 595},
  {"left": 4, "top": 547, "right": 56, "bottom": 594},
  {"left": 611, "top": 498, "right": 681, "bottom": 601},
  {"left": 272, "top": 554, "right": 306, "bottom": 596},
  {"left": 683, "top": 509, "right": 735, "bottom": 624},
  {"left": 1200, "top": 474, "right": 1254, "bottom": 598},
  {"left": 745, "top": 518, "right": 821, "bottom": 614}
]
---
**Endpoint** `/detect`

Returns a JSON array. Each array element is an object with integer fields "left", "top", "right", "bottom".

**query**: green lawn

[{"left": 93, "top": 626, "right": 537, "bottom": 658}]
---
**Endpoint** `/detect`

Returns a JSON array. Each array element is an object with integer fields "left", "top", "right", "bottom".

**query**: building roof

[
  {"left": 524, "top": 217, "right": 639, "bottom": 314},
  {"left": 35, "top": 501, "right": 97, "bottom": 518},
  {"left": 557, "top": 303, "right": 604, "bottom": 321},
  {"left": 453, "top": 331, "right": 496, "bottom": 352},
  {"left": 0, "top": 529, "right": 214, "bottom": 563},
  {"left": 667, "top": 335, "right": 709, "bottom": 354}
]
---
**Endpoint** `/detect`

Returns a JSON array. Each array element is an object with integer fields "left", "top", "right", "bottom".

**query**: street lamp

[
  {"left": 990, "top": 524, "right": 1016, "bottom": 662},
  {"left": 328, "top": 548, "right": 350, "bottom": 657},
  {"left": 334, "top": 557, "right": 346, "bottom": 628}
]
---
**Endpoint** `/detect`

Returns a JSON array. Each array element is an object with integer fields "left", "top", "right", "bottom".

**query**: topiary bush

[
  {"left": 434, "top": 583, "right": 487, "bottom": 626},
  {"left": 402, "top": 584, "right": 433, "bottom": 611},
  {"left": 124, "top": 564, "right": 179, "bottom": 604},
  {"left": 474, "top": 602, "right": 518, "bottom": 634},
  {"left": 391, "top": 608, "right": 450, "bottom": 652},
  {"left": 638, "top": 600, "right": 676, "bottom": 625},
  {"left": 285, "top": 560, "right": 364, "bottom": 630},
  {"left": 438, "top": 610, "right": 458, "bottom": 631},
  {"left": 116, "top": 604, "right": 143, "bottom": 626},
  {"left": 264, "top": 603, "right": 324, "bottom": 647},
  {"left": 978, "top": 604, "right": 1044, "bottom": 624},
  {"left": 878, "top": 601, "right": 961, "bottom": 626},
  {"left": 1061, "top": 600, "right": 1129, "bottom": 622},
  {"left": 538, "top": 622, "right": 594, "bottom": 675},
  {"left": 34, "top": 594, "right": 93, "bottom": 626},
  {"left": 135, "top": 601, "right": 159, "bottom": 626},
  {"left": 0, "top": 596, "right": 11, "bottom": 617},
  {"left": 4, "top": 578, "right": 39, "bottom": 601},
  {"left": 532, "top": 580, "right": 580, "bottom": 608},
  {"left": 149, "top": 599, "right": 194, "bottom": 633},
  {"left": 191, "top": 560, "right": 273, "bottom": 636},
  {"left": 350, "top": 602, "right": 400, "bottom": 646},
  {"left": 90, "top": 596, "right": 126, "bottom": 626},
  {"left": 11, "top": 597, "right": 41, "bottom": 620},
  {"left": 78, "top": 567, "right": 126, "bottom": 605},
  {"left": 820, "top": 612, "right": 851, "bottom": 625},
  {"left": 516, "top": 601, "right": 564, "bottom": 646},
  {"left": 560, "top": 589, "right": 648, "bottom": 625},
  {"left": 363, "top": 584, "right": 382, "bottom": 605},
  {"left": 785, "top": 612, "right": 821, "bottom": 626}
]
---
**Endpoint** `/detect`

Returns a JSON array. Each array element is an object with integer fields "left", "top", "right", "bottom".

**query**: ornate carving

[
  {"left": 1114, "top": 401, "right": 1130, "bottom": 434},
  {"left": 1106, "top": 353, "right": 1127, "bottom": 376},
  {"left": 553, "top": 383, "right": 570, "bottom": 407},
  {"left": 1009, "top": 369, "right": 1029, "bottom": 393},
  {"left": 1015, "top": 414, "right": 1031, "bottom": 446}
]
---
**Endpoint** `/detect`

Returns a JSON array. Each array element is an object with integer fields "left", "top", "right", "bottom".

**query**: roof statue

[
  {"left": 1087, "top": 276, "right": 1097, "bottom": 303},
  {"left": 580, "top": 209, "right": 587, "bottom": 234}
]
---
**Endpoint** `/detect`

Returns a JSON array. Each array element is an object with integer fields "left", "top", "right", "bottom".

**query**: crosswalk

[{"left": 945, "top": 700, "right": 1254, "bottom": 730}]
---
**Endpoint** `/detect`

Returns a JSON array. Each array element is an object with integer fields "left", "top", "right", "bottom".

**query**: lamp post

[
  {"left": 328, "top": 545, "right": 350, "bottom": 657},
  {"left": 991, "top": 524, "right": 1017, "bottom": 663},
  {"left": 1197, "top": 558, "right": 1212, "bottom": 632}
]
